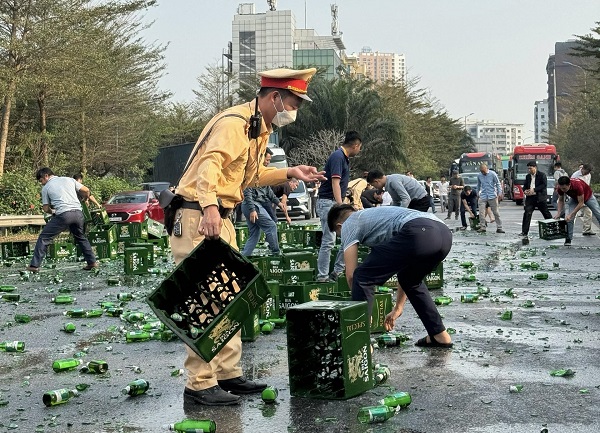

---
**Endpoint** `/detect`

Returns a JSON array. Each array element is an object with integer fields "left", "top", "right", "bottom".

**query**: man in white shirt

[
  {"left": 572, "top": 164, "right": 595, "bottom": 236},
  {"left": 438, "top": 176, "right": 449, "bottom": 212}
]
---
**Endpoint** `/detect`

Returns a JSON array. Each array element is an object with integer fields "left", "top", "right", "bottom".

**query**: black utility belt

[{"left": 181, "top": 201, "right": 232, "bottom": 219}]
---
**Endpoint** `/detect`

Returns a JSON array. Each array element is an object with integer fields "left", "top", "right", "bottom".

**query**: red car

[{"left": 104, "top": 191, "right": 164, "bottom": 223}]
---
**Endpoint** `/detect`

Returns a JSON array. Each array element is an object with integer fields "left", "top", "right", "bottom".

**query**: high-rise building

[
  {"left": 546, "top": 40, "right": 591, "bottom": 129},
  {"left": 350, "top": 47, "right": 406, "bottom": 83},
  {"left": 231, "top": 3, "right": 345, "bottom": 84},
  {"left": 465, "top": 121, "right": 525, "bottom": 155},
  {"left": 534, "top": 100, "right": 549, "bottom": 143}
]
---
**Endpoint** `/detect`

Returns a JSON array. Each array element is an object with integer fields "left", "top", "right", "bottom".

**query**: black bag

[{"left": 163, "top": 194, "right": 184, "bottom": 236}]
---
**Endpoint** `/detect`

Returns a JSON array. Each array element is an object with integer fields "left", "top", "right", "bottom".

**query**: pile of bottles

[{"left": 357, "top": 391, "right": 412, "bottom": 424}]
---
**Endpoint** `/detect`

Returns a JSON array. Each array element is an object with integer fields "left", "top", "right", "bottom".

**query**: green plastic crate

[
  {"left": 124, "top": 247, "right": 150, "bottom": 274},
  {"left": 235, "top": 225, "right": 249, "bottom": 248},
  {"left": 147, "top": 219, "right": 165, "bottom": 239},
  {"left": 302, "top": 229, "right": 322, "bottom": 248},
  {"left": 538, "top": 218, "right": 567, "bottom": 240},
  {"left": 283, "top": 251, "right": 317, "bottom": 271},
  {"left": 1, "top": 241, "right": 30, "bottom": 259},
  {"left": 317, "top": 291, "right": 393, "bottom": 334},
  {"left": 279, "top": 230, "right": 304, "bottom": 245},
  {"left": 128, "top": 242, "right": 155, "bottom": 267},
  {"left": 287, "top": 301, "right": 373, "bottom": 399},
  {"left": 88, "top": 224, "right": 117, "bottom": 245},
  {"left": 48, "top": 242, "right": 75, "bottom": 259},
  {"left": 424, "top": 262, "right": 444, "bottom": 289},
  {"left": 241, "top": 312, "right": 261, "bottom": 342},
  {"left": 90, "top": 208, "right": 110, "bottom": 225},
  {"left": 282, "top": 269, "right": 315, "bottom": 285},
  {"left": 469, "top": 216, "right": 480, "bottom": 230},
  {"left": 81, "top": 201, "right": 93, "bottom": 223},
  {"left": 146, "top": 239, "right": 270, "bottom": 362},
  {"left": 117, "top": 222, "right": 148, "bottom": 240},
  {"left": 93, "top": 242, "right": 117, "bottom": 260}
]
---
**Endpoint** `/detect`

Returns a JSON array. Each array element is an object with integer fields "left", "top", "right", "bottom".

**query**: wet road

[{"left": 1, "top": 202, "right": 599, "bottom": 433}]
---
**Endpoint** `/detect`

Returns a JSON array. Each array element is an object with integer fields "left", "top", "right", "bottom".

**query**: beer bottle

[
  {"left": 107, "top": 277, "right": 121, "bottom": 286},
  {"left": 117, "top": 292, "right": 134, "bottom": 301},
  {"left": 0, "top": 341, "right": 25, "bottom": 352},
  {"left": 80, "top": 360, "right": 108, "bottom": 374},
  {"left": 261, "top": 321, "right": 275, "bottom": 334},
  {"left": 374, "top": 365, "right": 391, "bottom": 385},
  {"left": 461, "top": 293, "right": 479, "bottom": 303},
  {"left": 376, "top": 332, "right": 409, "bottom": 348},
  {"left": 0, "top": 285, "right": 17, "bottom": 292},
  {"left": 434, "top": 296, "right": 452, "bottom": 306},
  {"left": 1, "top": 293, "right": 20, "bottom": 302},
  {"left": 476, "top": 286, "right": 490, "bottom": 295},
  {"left": 99, "top": 301, "right": 117, "bottom": 309},
  {"left": 42, "top": 388, "right": 79, "bottom": 407},
  {"left": 52, "top": 358, "right": 82, "bottom": 372},
  {"left": 63, "top": 322, "right": 76, "bottom": 333},
  {"left": 533, "top": 273, "right": 548, "bottom": 280},
  {"left": 261, "top": 386, "right": 278, "bottom": 403},
  {"left": 14, "top": 313, "right": 31, "bottom": 323},
  {"left": 460, "top": 261, "right": 474, "bottom": 268},
  {"left": 85, "top": 309, "right": 104, "bottom": 318},
  {"left": 140, "top": 321, "right": 164, "bottom": 331},
  {"left": 500, "top": 310, "right": 513, "bottom": 320},
  {"left": 168, "top": 419, "right": 217, "bottom": 433},
  {"left": 51, "top": 295, "right": 75, "bottom": 304},
  {"left": 379, "top": 391, "right": 412, "bottom": 408},
  {"left": 105, "top": 307, "right": 124, "bottom": 317},
  {"left": 124, "top": 312, "right": 145, "bottom": 323},
  {"left": 121, "top": 379, "right": 150, "bottom": 396},
  {"left": 64, "top": 308, "right": 86, "bottom": 318},
  {"left": 125, "top": 330, "right": 158, "bottom": 342},
  {"left": 357, "top": 405, "right": 396, "bottom": 424}
]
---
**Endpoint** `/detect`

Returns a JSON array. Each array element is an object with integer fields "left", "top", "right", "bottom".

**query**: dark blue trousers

[
  {"left": 30, "top": 210, "right": 96, "bottom": 267},
  {"left": 352, "top": 218, "right": 452, "bottom": 336}
]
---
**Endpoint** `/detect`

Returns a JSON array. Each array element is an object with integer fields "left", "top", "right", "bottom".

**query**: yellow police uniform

[{"left": 171, "top": 68, "right": 315, "bottom": 393}]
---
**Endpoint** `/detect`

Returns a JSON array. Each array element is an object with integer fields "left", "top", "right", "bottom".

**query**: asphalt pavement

[{"left": 1, "top": 201, "right": 599, "bottom": 433}]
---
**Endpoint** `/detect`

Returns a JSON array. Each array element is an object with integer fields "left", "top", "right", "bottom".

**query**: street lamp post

[{"left": 463, "top": 112, "right": 474, "bottom": 131}]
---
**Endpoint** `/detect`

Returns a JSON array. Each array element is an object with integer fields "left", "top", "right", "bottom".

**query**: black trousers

[
  {"left": 408, "top": 196, "right": 431, "bottom": 212},
  {"left": 521, "top": 198, "right": 552, "bottom": 234},
  {"left": 352, "top": 219, "right": 453, "bottom": 336}
]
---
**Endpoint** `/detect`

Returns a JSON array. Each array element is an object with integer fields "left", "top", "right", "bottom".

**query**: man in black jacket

[{"left": 520, "top": 161, "right": 552, "bottom": 237}]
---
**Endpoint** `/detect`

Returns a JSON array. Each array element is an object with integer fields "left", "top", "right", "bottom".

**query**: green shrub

[
  {"left": 0, "top": 169, "right": 42, "bottom": 215},
  {"left": 85, "top": 176, "right": 136, "bottom": 204},
  {"left": 592, "top": 183, "right": 600, "bottom": 194}
]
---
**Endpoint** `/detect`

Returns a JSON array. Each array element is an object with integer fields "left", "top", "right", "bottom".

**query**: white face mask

[{"left": 272, "top": 95, "right": 297, "bottom": 127}]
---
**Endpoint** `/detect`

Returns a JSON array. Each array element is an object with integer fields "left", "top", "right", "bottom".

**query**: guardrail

[{"left": 0, "top": 215, "right": 45, "bottom": 236}]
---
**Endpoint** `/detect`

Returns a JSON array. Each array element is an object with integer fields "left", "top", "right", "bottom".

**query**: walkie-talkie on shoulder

[{"left": 248, "top": 96, "right": 262, "bottom": 139}]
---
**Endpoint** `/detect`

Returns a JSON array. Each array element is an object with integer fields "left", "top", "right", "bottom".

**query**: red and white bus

[{"left": 508, "top": 144, "right": 559, "bottom": 205}]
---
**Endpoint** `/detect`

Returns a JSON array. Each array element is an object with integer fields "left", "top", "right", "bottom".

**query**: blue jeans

[
  {"left": 565, "top": 195, "right": 600, "bottom": 240},
  {"left": 241, "top": 203, "right": 280, "bottom": 256},
  {"left": 30, "top": 210, "right": 96, "bottom": 268},
  {"left": 316, "top": 198, "right": 344, "bottom": 279}
]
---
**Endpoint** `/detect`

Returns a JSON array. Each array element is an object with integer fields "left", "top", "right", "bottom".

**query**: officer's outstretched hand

[{"left": 287, "top": 166, "right": 327, "bottom": 183}]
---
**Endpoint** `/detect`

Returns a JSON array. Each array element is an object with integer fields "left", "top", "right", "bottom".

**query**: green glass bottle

[
  {"left": 124, "top": 312, "right": 145, "bottom": 323},
  {"left": 500, "top": 310, "right": 513, "bottom": 320},
  {"left": 121, "top": 379, "right": 150, "bottom": 396},
  {"left": 58, "top": 287, "right": 72, "bottom": 293},
  {"left": 461, "top": 293, "right": 479, "bottom": 303},
  {"left": 105, "top": 307, "right": 124, "bottom": 317},
  {"left": 85, "top": 309, "right": 104, "bottom": 318},
  {"left": 14, "top": 313, "right": 31, "bottom": 323},
  {"left": 379, "top": 391, "right": 412, "bottom": 408},
  {"left": 460, "top": 261, "right": 474, "bottom": 268},
  {"left": 107, "top": 277, "right": 121, "bottom": 286},
  {"left": 261, "top": 386, "right": 278, "bottom": 403},
  {"left": 99, "top": 301, "right": 117, "bottom": 309},
  {"left": 374, "top": 365, "right": 391, "bottom": 385},
  {"left": 376, "top": 333, "right": 409, "bottom": 348},
  {"left": 0, "top": 341, "right": 25, "bottom": 352},
  {"left": 434, "top": 296, "right": 452, "bottom": 306},
  {"left": 357, "top": 405, "right": 396, "bottom": 424},
  {"left": 140, "top": 321, "right": 164, "bottom": 331},
  {"left": 42, "top": 388, "right": 79, "bottom": 407},
  {"left": 64, "top": 308, "right": 86, "bottom": 318},
  {"left": 261, "top": 321, "right": 274, "bottom": 334},
  {"left": 533, "top": 273, "right": 548, "bottom": 280},
  {"left": 63, "top": 322, "right": 76, "bottom": 333},
  {"left": 477, "top": 286, "right": 490, "bottom": 295},
  {"left": 168, "top": 419, "right": 216, "bottom": 433},
  {"left": 81, "top": 360, "right": 108, "bottom": 374},
  {"left": 125, "top": 330, "right": 157, "bottom": 342},
  {"left": 1, "top": 293, "right": 20, "bottom": 302},
  {"left": 51, "top": 295, "right": 75, "bottom": 304},
  {"left": 0, "top": 285, "right": 17, "bottom": 292},
  {"left": 117, "top": 292, "right": 134, "bottom": 301},
  {"left": 52, "top": 358, "right": 82, "bottom": 372},
  {"left": 462, "top": 274, "right": 476, "bottom": 281}
]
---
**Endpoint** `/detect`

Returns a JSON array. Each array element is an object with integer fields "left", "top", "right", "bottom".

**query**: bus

[
  {"left": 508, "top": 144, "right": 559, "bottom": 205},
  {"left": 455, "top": 152, "right": 503, "bottom": 197}
]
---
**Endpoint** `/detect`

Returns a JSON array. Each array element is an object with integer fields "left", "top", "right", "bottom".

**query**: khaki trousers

[{"left": 170, "top": 208, "right": 242, "bottom": 391}]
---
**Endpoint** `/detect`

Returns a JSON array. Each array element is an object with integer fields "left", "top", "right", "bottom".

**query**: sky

[{"left": 141, "top": 0, "right": 600, "bottom": 136}]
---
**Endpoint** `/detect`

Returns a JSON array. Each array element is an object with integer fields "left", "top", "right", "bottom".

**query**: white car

[
  {"left": 268, "top": 147, "right": 288, "bottom": 169},
  {"left": 546, "top": 178, "right": 556, "bottom": 208}
]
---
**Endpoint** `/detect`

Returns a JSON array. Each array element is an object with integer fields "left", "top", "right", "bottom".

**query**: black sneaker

[
  {"left": 582, "top": 232, "right": 596, "bottom": 236},
  {"left": 519, "top": 232, "right": 527, "bottom": 237},
  {"left": 218, "top": 376, "right": 267, "bottom": 395},
  {"left": 183, "top": 385, "right": 240, "bottom": 406},
  {"left": 564, "top": 239, "right": 572, "bottom": 246},
  {"left": 328, "top": 271, "right": 339, "bottom": 282},
  {"left": 496, "top": 229, "right": 505, "bottom": 234}
]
